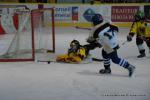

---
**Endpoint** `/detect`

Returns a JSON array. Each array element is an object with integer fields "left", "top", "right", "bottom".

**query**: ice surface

[{"left": 0, "top": 27, "right": 150, "bottom": 100}]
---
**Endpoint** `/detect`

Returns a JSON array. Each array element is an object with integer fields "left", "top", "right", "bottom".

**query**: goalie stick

[
  {"left": 37, "top": 58, "right": 104, "bottom": 64},
  {"left": 36, "top": 60, "right": 90, "bottom": 64},
  {"left": 37, "top": 60, "right": 55, "bottom": 64}
]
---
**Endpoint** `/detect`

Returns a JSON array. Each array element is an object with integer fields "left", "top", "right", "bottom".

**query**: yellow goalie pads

[{"left": 56, "top": 47, "right": 86, "bottom": 63}]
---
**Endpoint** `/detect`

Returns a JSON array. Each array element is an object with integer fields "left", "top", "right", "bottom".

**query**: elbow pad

[{"left": 104, "top": 32, "right": 112, "bottom": 39}]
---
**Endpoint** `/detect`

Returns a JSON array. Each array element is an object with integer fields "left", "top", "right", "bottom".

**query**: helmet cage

[{"left": 70, "top": 40, "right": 80, "bottom": 51}]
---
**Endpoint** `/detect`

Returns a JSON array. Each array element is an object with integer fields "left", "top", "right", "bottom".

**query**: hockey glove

[
  {"left": 113, "top": 45, "right": 120, "bottom": 50},
  {"left": 127, "top": 35, "right": 132, "bottom": 42},
  {"left": 86, "top": 36, "right": 96, "bottom": 44}
]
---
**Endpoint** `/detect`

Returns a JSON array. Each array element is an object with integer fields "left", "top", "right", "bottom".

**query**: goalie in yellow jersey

[
  {"left": 127, "top": 10, "right": 150, "bottom": 58},
  {"left": 56, "top": 40, "right": 88, "bottom": 63}
]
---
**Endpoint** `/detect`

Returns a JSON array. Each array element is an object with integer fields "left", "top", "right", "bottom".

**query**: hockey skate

[
  {"left": 137, "top": 50, "right": 146, "bottom": 58},
  {"left": 137, "top": 53, "right": 146, "bottom": 58},
  {"left": 126, "top": 64, "right": 136, "bottom": 77},
  {"left": 99, "top": 69, "right": 111, "bottom": 74}
]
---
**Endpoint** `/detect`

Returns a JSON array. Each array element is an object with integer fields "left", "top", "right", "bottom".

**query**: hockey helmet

[
  {"left": 134, "top": 10, "right": 145, "bottom": 21},
  {"left": 70, "top": 40, "right": 80, "bottom": 50},
  {"left": 92, "top": 14, "right": 103, "bottom": 26}
]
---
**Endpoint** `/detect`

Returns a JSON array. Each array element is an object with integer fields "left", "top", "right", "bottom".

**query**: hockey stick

[
  {"left": 37, "top": 60, "right": 55, "bottom": 64},
  {"left": 37, "top": 57, "right": 104, "bottom": 64},
  {"left": 37, "top": 60, "right": 89, "bottom": 64},
  {"left": 92, "top": 58, "right": 104, "bottom": 62},
  {"left": 75, "top": 26, "right": 92, "bottom": 30},
  {"left": 121, "top": 41, "right": 128, "bottom": 46}
]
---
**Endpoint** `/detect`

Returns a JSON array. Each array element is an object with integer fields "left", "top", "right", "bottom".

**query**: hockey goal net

[{"left": 0, "top": 6, "right": 55, "bottom": 62}]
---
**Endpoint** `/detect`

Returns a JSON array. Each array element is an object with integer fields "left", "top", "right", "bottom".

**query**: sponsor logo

[
  {"left": 83, "top": 8, "right": 95, "bottom": 22},
  {"left": 72, "top": 7, "right": 78, "bottom": 21}
]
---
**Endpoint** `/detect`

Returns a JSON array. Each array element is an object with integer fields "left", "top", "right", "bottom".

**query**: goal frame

[{"left": 0, "top": 8, "right": 55, "bottom": 62}]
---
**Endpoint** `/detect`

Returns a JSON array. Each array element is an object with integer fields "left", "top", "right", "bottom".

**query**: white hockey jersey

[
  {"left": 98, "top": 26, "right": 118, "bottom": 53},
  {"left": 90, "top": 23, "right": 119, "bottom": 54}
]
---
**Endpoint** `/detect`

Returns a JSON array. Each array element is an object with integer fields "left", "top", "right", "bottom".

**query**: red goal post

[
  {"left": 31, "top": 8, "right": 55, "bottom": 55},
  {"left": 0, "top": 7, "right": 55, "bottom": 62}
]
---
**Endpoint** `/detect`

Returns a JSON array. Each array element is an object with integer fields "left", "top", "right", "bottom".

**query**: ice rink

[{"left": 0, "top": 27, "right": 150, "bottom": 100}]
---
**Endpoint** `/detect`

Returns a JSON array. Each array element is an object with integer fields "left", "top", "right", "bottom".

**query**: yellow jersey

[{"left": 130, "top": 21, "right": 150, "bottom": 37}]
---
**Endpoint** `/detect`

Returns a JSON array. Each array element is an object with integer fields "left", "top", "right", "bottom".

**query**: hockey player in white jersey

[{"left": 86, "top": 14, "right": 135, "bottom": 77}]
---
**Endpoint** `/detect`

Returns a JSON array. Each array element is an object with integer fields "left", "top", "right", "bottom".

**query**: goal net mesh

[{"left": 0, "top": 6, "right": 55, "bottom": 61}]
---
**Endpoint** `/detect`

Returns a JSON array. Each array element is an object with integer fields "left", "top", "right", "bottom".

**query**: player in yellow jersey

[
  {"left": 56, "top": 40, "right": 87, "bottom": 63},
  {"left": 127, "top": 10, "right": 150, "bottom": 58}
]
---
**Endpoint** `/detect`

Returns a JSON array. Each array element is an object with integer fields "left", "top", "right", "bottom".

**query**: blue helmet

[{"left": 92, "top": 14, "right": 103, "bottom": 26}]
